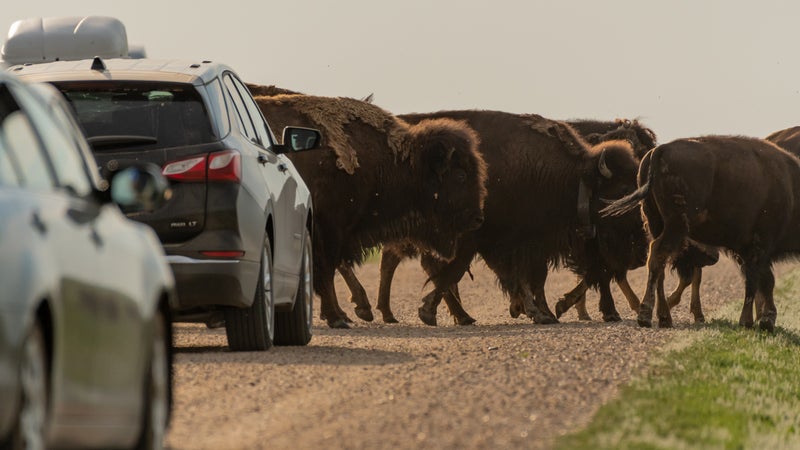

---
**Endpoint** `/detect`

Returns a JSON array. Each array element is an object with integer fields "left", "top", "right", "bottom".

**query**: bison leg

[
  {"left": 376, "top": 248, "right": 404, "bottom": 324},
  {"left": 442, "top": 285, "right": 476, "bottom": 325},
  {"left": 554, "top": 279, "right": 589, "bottom": 319},
  {"left": 615, "top": 274, "right": 640, "bottom": 313},
  {"left": 597, "top": 278, "right": 621, "bottom": 322},
  {"left": 317, "top": 265, "right": 351, "bottom": 329},
  {"left": 640, "top": 239, "right": 670, "bottom": 328},
  {"left": 574, "top": 297, "right": 592, "bottom": 321},
  {"left": 756, "top": 266, "right": 777, "bottom": 332},
  {"left": 338, "top": 264, "right": 373, "bottom": 322},
  {"left": 666, "top": 274, "right": 690, "bottom": 309},
  {"left": 688, "top": 267, "right": 705, "bottom": 323},
  {"left": 509, "top": 293, "right": 525, "bottom": 318},
  {"left": 418, "top": 289, "right": 444, "bottom": 326}
]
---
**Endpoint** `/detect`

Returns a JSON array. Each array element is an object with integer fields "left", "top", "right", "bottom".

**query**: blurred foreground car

[
  {"left": 0, "top": 72, "right": 176, "bottom": 449},
  {"left": 5, "top": 16, "right": 322, "bottom": 351}
]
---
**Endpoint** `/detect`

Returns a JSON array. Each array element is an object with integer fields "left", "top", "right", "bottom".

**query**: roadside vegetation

[{"left": 556, "top": 268, "right": 800, "bottom": 450}]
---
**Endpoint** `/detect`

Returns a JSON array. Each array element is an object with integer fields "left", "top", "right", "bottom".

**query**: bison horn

[{"left": 598, "top": 150, "right": 613, "bottom": 179}]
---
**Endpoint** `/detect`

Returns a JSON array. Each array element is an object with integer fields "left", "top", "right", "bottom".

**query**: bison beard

[
  {"left": 253, "top": 94, "right": 488, "bottom": 329},
  {"left": 601, "top": 135, "right": 800, "bottom": 331}
]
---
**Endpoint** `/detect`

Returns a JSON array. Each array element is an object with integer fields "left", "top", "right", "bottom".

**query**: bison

[
  {"left": 252, "top": 94, "right": 488, "bottom": 328},
  {"left": 601, "top": 135, "right": 800, "bottom": 331},
  {"left": 663, "top": 126, "right": 800, "bottom": 324},
  {"left": 345, "top": 110, "right": 643, "bottom": 326},
  {"left": 342, "top": 117, "right": 655, "bottom": 325}
]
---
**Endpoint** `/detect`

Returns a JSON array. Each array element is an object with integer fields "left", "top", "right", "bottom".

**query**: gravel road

[{"left": 165, "top": 254, "right": 785, "bottom": 450}]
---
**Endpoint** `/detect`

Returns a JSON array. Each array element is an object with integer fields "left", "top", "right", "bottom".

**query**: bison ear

[{"left": 422, "top": 143, "right": 456, "bottom": 176}]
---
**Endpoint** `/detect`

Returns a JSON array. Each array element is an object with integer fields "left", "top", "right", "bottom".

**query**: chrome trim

[{"left": 166, "top": 255, "right": 241, "bottom": 264}]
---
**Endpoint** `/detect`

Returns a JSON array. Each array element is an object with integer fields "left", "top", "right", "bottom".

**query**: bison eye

[{"left": 452, "top": 168, "right": 467, "bottom": 183}]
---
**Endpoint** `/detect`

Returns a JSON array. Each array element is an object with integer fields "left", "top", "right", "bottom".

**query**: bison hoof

[
  {"left": 758, "top": 318, "right": 775, "bottom": 333},
  {"left": 554, "top": 300, "right": 568, "bottom": 319},
  {"left": 658, "top": 318, "right": 673, "bottom": 329},
  {"left": 637, "top": 318, "right": 652, "bottom": 328},
  {"left": 418, "top": 307, "right": 437, "bottom": 326},
  {"left": 381, "top": 315, "right": 399, "bottom": 324},
  {"left": 454, "top": 315, "right": 476, "bottom": 326},
  {"left": 533, "top": 315, "right": 559, "bottom": 325},
  {"left": 602, "top": 313, "right": 621, "bottom": 323},
  {"left": 354, "top": 306, "right": 374, "bottom": 322},
  {"left": 327, "top": 318, "right": 351, "bottom": 329},
  {"left": 578, "top": 313, "right": 592, "bottom": 321},
  {"left": 694, "top": 315, "right": 706, "bottom": 324},
  {"left": 509, "top": 302, "right": 524, "bottom": 319}
]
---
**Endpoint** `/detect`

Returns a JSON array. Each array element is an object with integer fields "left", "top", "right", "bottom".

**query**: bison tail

[
  {"left": 600, "top": 146, "right": 660, "bottom": 217},
  {"left": 599, "top": 185, "right": 649, "bottom": 217}
]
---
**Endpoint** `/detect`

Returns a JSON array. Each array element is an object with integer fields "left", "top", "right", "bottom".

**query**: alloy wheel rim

[{"left": 20, "top": 329, "right": 46, "bottom": 450}]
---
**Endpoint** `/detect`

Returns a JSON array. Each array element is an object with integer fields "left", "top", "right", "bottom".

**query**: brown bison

[
  {"left": 343, "top": 117, "right": 654, "bottom": 325},
  {"left": 253, "top": 94, "right": 488, "bottom": 328},
  {"left": 346, "top": 110, "right": 643, "bottom": 326},
  {"left": 664, "top": 126, "right": 800, "bottom": 323},
  {"left": 766, "top": 126, "right": 800, "bottom": 152},
  {"left": 601, "top": 135, "right": 800, "bottom": 331}
]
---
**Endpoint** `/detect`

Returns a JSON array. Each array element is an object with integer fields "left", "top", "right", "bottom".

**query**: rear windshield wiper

[{"left": 88, "top": 135, "right": 158, "bottom": 150}]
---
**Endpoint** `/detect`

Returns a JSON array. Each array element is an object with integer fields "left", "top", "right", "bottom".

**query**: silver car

[{"left": 0, "top": 72, "right": 176, "bottom": 448}]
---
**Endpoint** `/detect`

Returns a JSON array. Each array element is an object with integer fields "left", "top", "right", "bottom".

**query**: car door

[
  {"left": 2, "top": 80, "right": 105, "bottom": 424},
  {"left": 223, "top": 74, "right": 304, "bottom": 303},
  {"left": 19, "top": 83, "right": 150, "bottom": 430}
]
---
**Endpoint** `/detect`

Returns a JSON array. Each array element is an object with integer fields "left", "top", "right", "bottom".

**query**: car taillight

[
  {"left": 162, "top": 156, "right": 206, "bottom": 182},
  {"left": 162, "top": 150, "right": 241, "bottom": 183},
  {"left": 207, "top": 150, "right": 241, "bottom": 182}
]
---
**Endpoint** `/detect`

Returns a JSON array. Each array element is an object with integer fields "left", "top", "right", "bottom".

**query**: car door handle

[
  {"left": 31, "top": 211, "right": 47, "bottom": 235},
  {"left": 257, "top": 154, "right": 269, "bottom": 165},
  {"left": 90, "top": 227, "right": 103, "bottom": 248},
  {"left": 278, "top": 163, "right": 288, "bottom": 173}
]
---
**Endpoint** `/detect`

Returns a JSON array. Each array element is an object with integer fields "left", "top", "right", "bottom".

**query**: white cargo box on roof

[{"left": 1, "top": 16, "right": 129, "bottom": 65}]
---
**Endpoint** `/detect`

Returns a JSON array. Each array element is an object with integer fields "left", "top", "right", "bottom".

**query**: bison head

[
  {"left": 405, "top": 118, "right": 488, "bottom": 259},
  {"left": 587, "top": 140, "right": 648, "bottom": 268}
]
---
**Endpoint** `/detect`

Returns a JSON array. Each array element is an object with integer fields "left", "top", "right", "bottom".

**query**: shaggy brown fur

[
  {"left": 256, "top": 94, "right": 408, "bottom": 174},
  {"left": 254, "top": 96, "right": 488, "bottom": 328},
  {"left": 766, "top": 125, "right": 800, "bottom": 155},
  {"left": 368, "top": 110, "right": 643, "bottom": 326},
  {"left": 602, "top": 135, "right": 800, "bottom": 331}
]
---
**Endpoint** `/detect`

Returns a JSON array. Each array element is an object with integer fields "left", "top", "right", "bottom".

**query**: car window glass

[
  {"left": 11, "top": 85, "right": 93, "bottom": 196},
  {"left": 1, "top": 110, "right": 54, "bottom": 190},
  {"left": 223, "top": 74, "right": 256, "bottom": 141},
  {"left": 0, "top": 85, "right": 23, "bottom": 186},
  {"left": 57, "top": 82, "right": 216, "bottom": 150},
  {"left": 230, "top": 76, "right": 271, "bottom": 147},
  {"left": 206, "top": 79, "right": 230, "bottom": 138}
]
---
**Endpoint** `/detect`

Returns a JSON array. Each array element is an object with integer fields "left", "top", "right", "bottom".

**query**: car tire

[
  {"left": 8, "top": 321, "right": 48, "bottom": 450},
  {"left": 225, "top": 236, "right": 275, "bottom": 351},
  {"left": 275, "top": 233, "right": 313, "bottom": 346},
  {"left": 135, "top": 309, "right": 171, "bottom": 450}
]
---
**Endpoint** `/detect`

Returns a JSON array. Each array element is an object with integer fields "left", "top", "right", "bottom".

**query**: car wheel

[
  {"left": 275, "top": 233, "right": 313, "bottom": 346},
  {"left": 225, "top": 236, "right": 275, "bottom": 351},
  {"left": 134, "top": 309, "right": 170, "bottom": 450},
  {"left": 9, "top": 322, "right": 48, "bottom": 450}
]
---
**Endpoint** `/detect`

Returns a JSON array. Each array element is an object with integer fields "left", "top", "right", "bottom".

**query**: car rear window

[{"left": 55, "top": 81, "right": 216, "bottom": 150}]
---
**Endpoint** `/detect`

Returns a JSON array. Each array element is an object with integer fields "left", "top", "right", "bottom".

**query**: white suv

[{"left": 5, "top": 16, "right": 322, "bottom": 351}]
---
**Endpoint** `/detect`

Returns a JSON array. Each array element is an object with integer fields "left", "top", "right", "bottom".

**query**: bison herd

[{"left": 248, "top": 82, "right": 800, "bottom": 333}]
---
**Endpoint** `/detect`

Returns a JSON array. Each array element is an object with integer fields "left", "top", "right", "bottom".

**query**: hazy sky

[{"left": 3, "top": 1, "right": 799, "bottom": 143}]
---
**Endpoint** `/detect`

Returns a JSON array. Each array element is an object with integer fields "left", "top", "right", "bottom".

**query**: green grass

[{"left": 556, "top": 269, "right": 800, "bottom": 450}]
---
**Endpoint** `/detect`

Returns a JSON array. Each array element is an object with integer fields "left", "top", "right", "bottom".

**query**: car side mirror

[
  {"left": 279, "top": 126, "right": 322, "bottom": 152},
  {"left": 109, "top": 164, "right": 171, "bottom": 213}
]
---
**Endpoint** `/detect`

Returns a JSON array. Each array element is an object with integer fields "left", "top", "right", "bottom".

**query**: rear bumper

[{"left": 167, "top": 255, "right": 259, "bottom": 311}]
